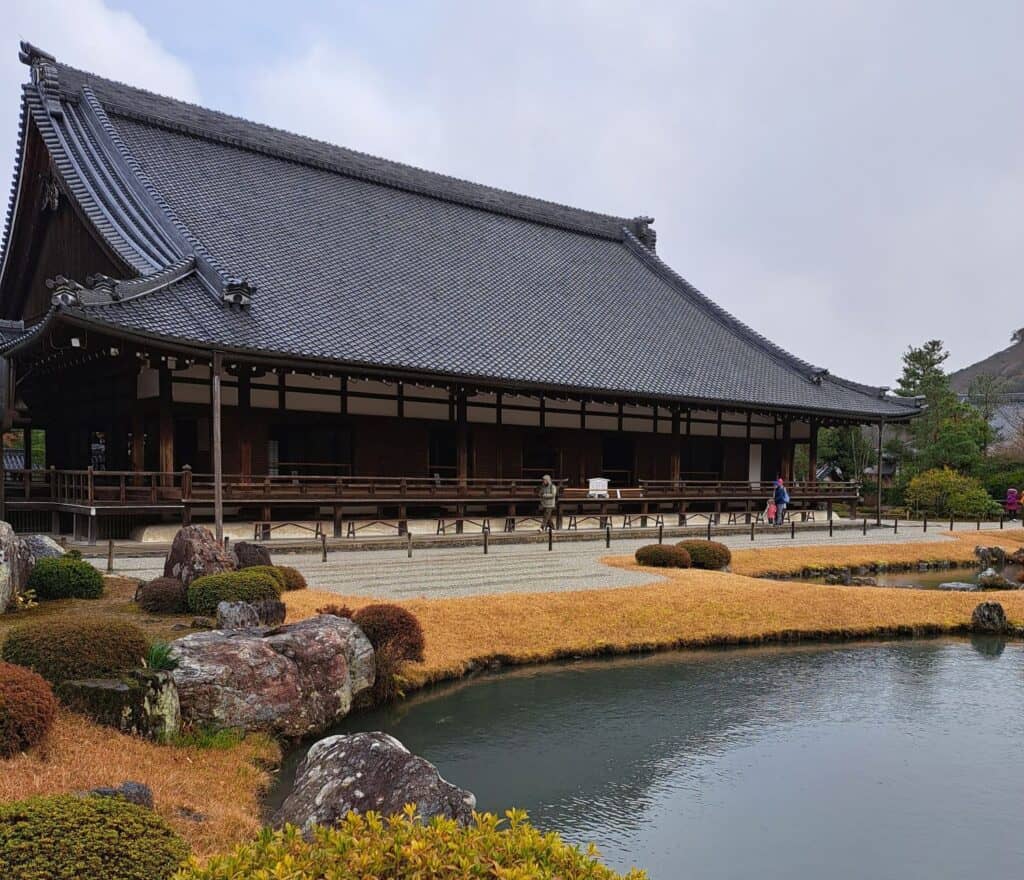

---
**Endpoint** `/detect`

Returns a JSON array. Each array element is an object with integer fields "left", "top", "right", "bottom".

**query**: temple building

[{"left": 0, "top": 43, "right": 918, "bottom": 540}]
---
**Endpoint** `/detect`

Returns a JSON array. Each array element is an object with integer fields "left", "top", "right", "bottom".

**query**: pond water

[
  {"left": 813, "top": 564, "right": 1023, "bottom": 590},
  {"left": 271, "top": 640, "right": 1024, "bottom": 879}
]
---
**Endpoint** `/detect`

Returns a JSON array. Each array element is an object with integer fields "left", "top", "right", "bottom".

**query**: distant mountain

[{"left": 950, "top": 335, "right": 1024, "bottom": 394}]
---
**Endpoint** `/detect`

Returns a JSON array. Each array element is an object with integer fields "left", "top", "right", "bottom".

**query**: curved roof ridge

[
  {"left": 621, "top": 230, "right": 900, "bottom": 405},
  {"left": 0, "top": 96, "right": 30, "bottom": 292},
  {"left": 77, "top": 87, "right": 239, "bottom": 300},
  {"left": 621, "top": 230, "right": 823, "bottom": 377},
  {"left": 51, "top": 60, "right": 639, "bottom": 242}
]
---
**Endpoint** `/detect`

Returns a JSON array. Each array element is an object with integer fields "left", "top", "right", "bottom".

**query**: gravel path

[{"left": 102, "top": 522, "right": 1019, "bottom": 600}]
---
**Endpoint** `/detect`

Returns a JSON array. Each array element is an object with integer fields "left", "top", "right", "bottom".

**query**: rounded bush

[
  {"left": 176, "top": 811, "right": 643, "bottom": 879},
  {"left": 0, "top": 661, "right": 58, "bottom": 757},
  {"left": 316, "top": 602, "right": 355, "bottom": 619},
  {"left": 2, "top": 617, "right": 148, "bottom": 685},
  {"left": 0, "top": 793, "right": 189, "bottom": 880},
  {"left": 136, "top": 577, "right": 188, "bottom": 614},
  {"left": 676, "top": 540, "right": 732, "bottom": 570},
  {"left": 187, "top": 570, "right": 282, "bottom": 617},
  {"left": 276, "top": 565, "right": 307, "bottom": 591},
  {"left": 906, "top": 467, "right": 999, "bottom": 518},
  {"left": 241, "top": 565, "right": 288, "bottom": 591},
  {"left": 28, "top": 556, "right": 104, "bottom": 600},
  {"left": 635, "top": 544, "right": 692, "bottom": 568},
  {"left": 352, "top": 603, "right": 425, "bottom": 662}
]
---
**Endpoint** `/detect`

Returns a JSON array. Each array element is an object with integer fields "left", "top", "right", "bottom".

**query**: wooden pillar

[
  {"left": 158, "top": 365, "right": 174, "bottom": 478},
  {"left": 876, "top": 420, "right": 884, "bottom": 526},
  {"left": 780, "top": 420, "right": 793, "bottom": 481},
  {"left": 455, "top": 388, "right": 468, "bottom": 487},
  {"left": 238, "top": 369, "right": 252, "bottom": 479},
  {"left": 23, "top": 426, "right": 32, "bottom": 472},
  {"left": 131, "top": 410, "right": 144, "bottom": 474},
  {"left": 808, "top": 418, "right": 818, "bottom": 483},
  {"left": 212, "top": 352, "right": 224, "bottom": 544},
  {"left": 670, "top": 408, "right": 681, "bottom": 487}
]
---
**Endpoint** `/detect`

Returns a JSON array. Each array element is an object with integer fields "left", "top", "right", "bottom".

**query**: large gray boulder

[
  {"left": 971, "top": 601, "right": 1009, "bottom": 634},
  {"left": 22, "top": 533, "right": 65, "bottom": 564},
  {"left": 231, "top": 540, "right": 272, "bottom": 569},
  {"left": 0, "top": 521, "right": 31, "bottom": 613},
  {"left": 273, "top": 732, "right": 476, "bottom": 831},
  {"left": 164, "top": 525, "right": 235, "bottom": 586},
  {"left": 169, "top": 615, "right": 374, "bottom": 738},
  {"left": 977, "top": 568, "right": 1017, "bottom": 590},
  {"left": 975, "top": 546, "right": 1007, "bottom": 569}
]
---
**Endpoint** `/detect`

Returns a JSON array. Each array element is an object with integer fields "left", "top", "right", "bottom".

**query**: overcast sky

[{"left": 3, "top": 0, "right": 1022, "bottom": 386}]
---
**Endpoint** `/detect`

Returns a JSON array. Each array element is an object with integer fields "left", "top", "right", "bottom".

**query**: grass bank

[{"left": 285, "top": 531, "right": 1024, "bottom": 687}]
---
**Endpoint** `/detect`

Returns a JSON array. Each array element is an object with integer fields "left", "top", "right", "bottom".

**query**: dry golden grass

[
  {"left": 729, "top": 530, "right": 1024, "bottom": 577},
  {"left": 0, "top": 710, "right": 278, "bottom": 857},
  {"left": 287, "top": 541, "right": 1024, "bottom": 688}
]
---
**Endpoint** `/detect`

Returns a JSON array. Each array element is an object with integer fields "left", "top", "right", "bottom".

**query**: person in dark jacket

[
  {"left": 773, "top": 478, "right": 789, "bottom": 525},
  {"left": 539, "top": 474, "right": 558, "bottom": 531}
]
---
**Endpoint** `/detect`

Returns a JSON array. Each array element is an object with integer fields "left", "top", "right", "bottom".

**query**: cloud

[{"left": 0, "top": 0, "right": 198, "bottom": 201}]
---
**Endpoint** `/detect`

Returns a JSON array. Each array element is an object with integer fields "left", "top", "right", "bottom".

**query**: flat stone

[
  {"left": 273, "top": 732, "right": 476, "bottom": 831},
  {"left": 937, "top": 582, "right": 979, "bottom": 591},
  {"left": 216, "top": 601, "right": 260, "bottom": 630},
  {"left": 88, "top": 781, "right": 154, "bottom": 810},
  {"left": 232, "top": 541, "right": 272, "bottom": 569}
]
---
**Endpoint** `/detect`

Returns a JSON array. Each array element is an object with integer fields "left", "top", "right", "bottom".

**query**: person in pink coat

[{"left": 1005, "top": 487, "right": 1019, "bottom": 520}]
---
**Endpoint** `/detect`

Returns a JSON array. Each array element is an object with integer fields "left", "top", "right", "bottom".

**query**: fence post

[
  {"left": 894, "top": 517, "right": 898, "bottom": 534},
  {"left": 181, "top": 465, "right": 192, "bottom": 501},
  {"left": 790, "top": 520, "right": 795, "bottom": 540},
  {"left": 605, "top": 524, "right": 611, "bottom": 548},
  {"left": 658, "top": 524, "right": 664, "bottom": 545},
  {"left": 407, "top": 531, "right": 413, "bottom": 558},
  {"left": 1000, "top": 515, "right": 1004, "bottom": 530},
  {"left": 106, "top": 538, "right": 114, "bottom": 573},
  {"left": 321, "top": 533, "right": 327, "bottom": 562},
  {"left": 483, "top": 527, "right": 489, "bottom": 555},
  {"left": 706, "top": 519, "right": 712, "bottom": 541},
  {"left": 862, "top": 518, "right": 867, "bottom": 536},
  {"left": 829, "top": 517, "right": 833, "bottom": 538},
  {"left": 87, "top": 466, "right": 95, "bottom": 505},
  {"left": 949, "top": 518, "right": 954, "bottom": 532},
  {"left": 750, "top": 521, "right": 755, "bottom": 541},
  {"left": 923, "top": 515, "right": 927, "bottom": 533},
  {"left": 548, "top": 525, "right": 553, "bottom": 552},
  {"left": 977, "top": 519, "right": 981, "bottom": 531}
]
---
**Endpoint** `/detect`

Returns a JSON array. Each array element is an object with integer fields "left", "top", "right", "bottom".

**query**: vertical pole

[
  {"left": 212, "top": 351, "right": 224, "bottom": 545},
  {"left": 158, "top": 364, "right": 174, "bottom": 484},
  {"left": 658, "top": 523, "right": 663, "bottom": 544},
  {"left": 321, "top": 532, "right": 327, "bottom": 562},
  {"left": 407, "top": 531, "right": 413, "bottom": 558},
  {"left": 807, "top": 418, "right": 818, "bottom": 483},
  {"left": 606, "top": 524, "right": 611, "bottom": 548},
  {"left": 829, "top": 516, "right": 833, "bottom": 538},
  {"left": 483, "top": 526, "right": 489, "bottom": 554},
  {"left": 875, "top": 420, "right": 884, "bottom": 527},
  {"left": 547, "top": 525, "right": 553, "bottom": 551},
  {"left": 750, "top": 521, "right": 755, "bottom": 541},
  {"left": 106, "top": 538, "right": 114, "bottom": 573}
]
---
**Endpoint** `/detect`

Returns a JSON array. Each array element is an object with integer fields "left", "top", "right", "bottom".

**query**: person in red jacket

[{"left": 1005, "top": 487, "right": 1019, "bottom": 521}]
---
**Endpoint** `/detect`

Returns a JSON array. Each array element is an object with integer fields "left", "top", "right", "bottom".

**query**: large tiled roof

[{"left": 1, "top": 43, "right": 918, "bottom": 420}]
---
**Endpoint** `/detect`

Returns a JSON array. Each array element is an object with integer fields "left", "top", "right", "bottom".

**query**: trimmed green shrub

[
  {"left": 276, "top": 565, "right": 307, "bottom": 591},
  {"left": 176, "top": 810, "right": 645, "bottom": 879},
  {"left": 0, "top": 661, "right": 58, "bottom": 757},
  {"left": 186, "top": 570, "right": 283, "bottom": 616},
  {"left": 905, "top": 467, "right": 1000, "bottom": 518},
  {"left": 676, "top": 540, "right": 732, "bottom": 570},
  {"left": 2, "top": 617, "right": 148, "bottom": 685},
  {"left": 0, "top": 793, "right": 188, "bottom": 880},
  {"left": 28, "top": 556, "right": 104, "bottom": 600},
  {"left": 635, "top": 544, "right": 692, "bottom": 568},
  {"left": 136, "top": 577, "right": 188, "bottom": 613},
  {"left": 352, "top": 603, "right": 425, "bottom": 662},
  {"left": 241, "top": 565, "right": 287, "bottom": 591}
]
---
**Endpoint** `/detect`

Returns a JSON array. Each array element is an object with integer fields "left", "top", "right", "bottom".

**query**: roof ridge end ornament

[
  {"left": 629, "top": 216, "right": 657, "bottom": 252},
  {"left": 221, "top": 277, "right": 255, "bottom": 306},
  {"left": 18, "top": 42, "right": 62, "bottom": 119},
  {"left": 46, "top": 275, "right": 84, "bottom": 307}
]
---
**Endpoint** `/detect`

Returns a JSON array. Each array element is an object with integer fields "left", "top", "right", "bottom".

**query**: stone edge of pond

[{"left": 757, "top": 558, "right": 977, "bottom": 581}]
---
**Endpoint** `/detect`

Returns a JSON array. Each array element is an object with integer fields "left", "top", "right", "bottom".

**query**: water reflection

[{"left": 272, "top": 640, "right": 1024, "bottom": 879}]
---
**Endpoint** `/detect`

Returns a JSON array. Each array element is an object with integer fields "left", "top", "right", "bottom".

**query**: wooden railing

[
  {"left": 2, "top": 468, "right": 860, "bottom": 508},
  {"left": 638, "top": 479, "right": 859, "bottom": 499}
]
